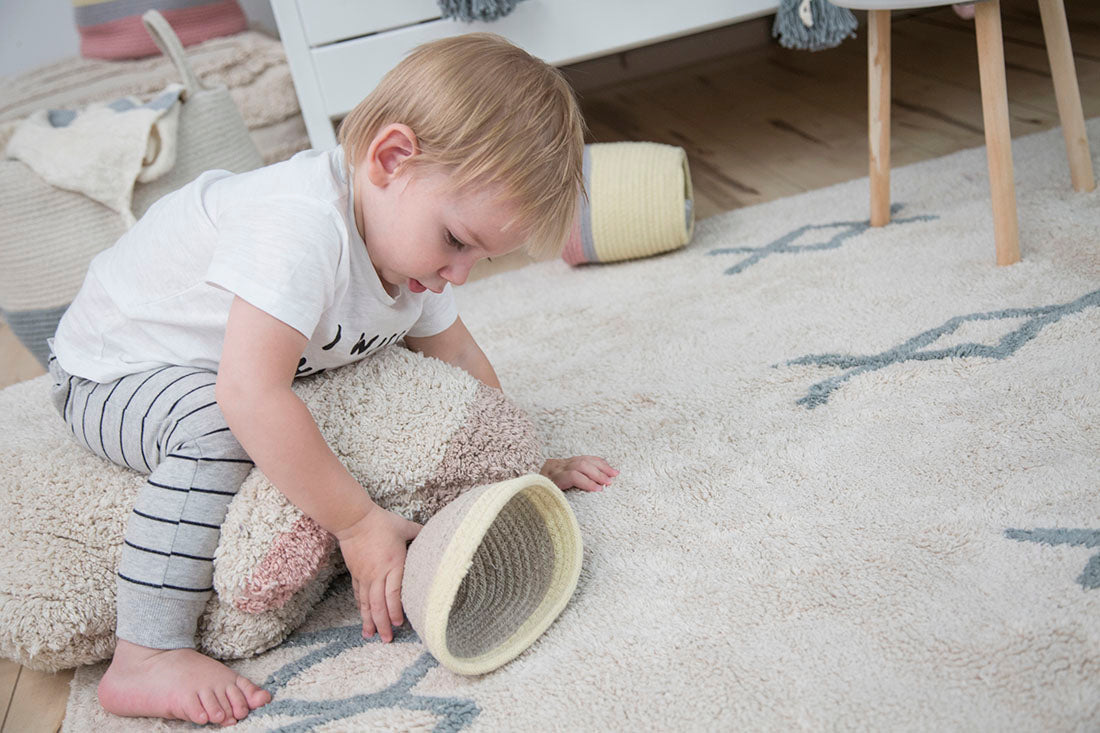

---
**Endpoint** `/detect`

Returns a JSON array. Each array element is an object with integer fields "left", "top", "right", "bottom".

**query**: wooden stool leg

[
  {"left": 974, "top": 0, "right": 1021, "bottom": 266},
  {"left": 1037, "top": 0, "right": 1096, "bottom": 193},
  {"left": 869, "top": 9, "right": 891, "bottom": 227}
]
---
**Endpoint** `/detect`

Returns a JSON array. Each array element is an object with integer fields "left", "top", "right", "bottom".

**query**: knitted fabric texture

[
  {"left": 436, "top": 0, "right": 526, "bottom": 22},
  {"left": 7, "top": 85, "right": 185, "bottom": 227},
  {"left": 772, "top": 0, "right": 858, "bottom": 52}
]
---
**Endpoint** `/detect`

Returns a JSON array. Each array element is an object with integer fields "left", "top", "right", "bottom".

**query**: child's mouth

[{"left": 408, "top": 278, "right": 427, "bottom": 293}]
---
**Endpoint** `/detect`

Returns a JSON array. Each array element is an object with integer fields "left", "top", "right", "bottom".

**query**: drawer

[
  {"left": 312, "top": 0, "right": 778, "bottom": 118},
  {"left": 297, "top": 0, "right": 441, "bottom": 46}
]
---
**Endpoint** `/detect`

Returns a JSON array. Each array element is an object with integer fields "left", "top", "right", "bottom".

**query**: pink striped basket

[{"left": 73, "top": 0, "right": 247, "bottom": 60}]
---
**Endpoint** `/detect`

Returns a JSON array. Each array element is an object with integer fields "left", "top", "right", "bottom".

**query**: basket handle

[{"left": 141, "top": 10, "right": 204, "bottom": 99}]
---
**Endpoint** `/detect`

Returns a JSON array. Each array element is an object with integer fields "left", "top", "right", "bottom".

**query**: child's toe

[
  {"left": 237, "top": 676, "right": 272, "bottom": 708},
  {"left": 214, "top": 688, "right": 237, "bottom": 723},
  {"left": 182, "top": 693, "right": 209, "bottom": 725},
  {"left": 226, "top": 684, "right": 251, "bottom": 720},
  {"left": 199, "top": 689, "right": 226, "bottom": 722}
]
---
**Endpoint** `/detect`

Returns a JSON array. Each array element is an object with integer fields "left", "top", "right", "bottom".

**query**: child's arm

[
  {"left": 217, "top": 297, "right": 419, "bottom": 643},
  {"left": 407, "top": 319, "right": 619, "bottom": 491}
]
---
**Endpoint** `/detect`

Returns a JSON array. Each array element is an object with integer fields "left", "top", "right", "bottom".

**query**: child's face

[{"left": 354, "top": 127, "right": 527, "bottom": 295}]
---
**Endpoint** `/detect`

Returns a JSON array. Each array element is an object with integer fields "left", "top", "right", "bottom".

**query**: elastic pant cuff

[{"left": 115, "top": 580, "right": 208, "bottom": 650}]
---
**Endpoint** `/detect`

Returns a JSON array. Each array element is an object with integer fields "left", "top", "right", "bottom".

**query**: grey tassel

[
  {"left": 437, "top": 0, "right": 526, "bottom": 23},
  {"left": 772, "top": 0, "right": 858, "bottom": 51}
]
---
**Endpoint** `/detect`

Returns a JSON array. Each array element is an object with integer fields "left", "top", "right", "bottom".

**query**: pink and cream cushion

[
  {"left": 0, "top": 346, "right": 544, "bottom": 671},
  {"left": 231, "top": 517, "right": 336, "bottom": 614},
  {"left": 73, "top": 0, "right": 247, "bottom": 60}
]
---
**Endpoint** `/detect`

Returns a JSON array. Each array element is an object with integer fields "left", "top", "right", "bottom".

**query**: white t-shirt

[{"left": 53, "top": 147, "right": 458, "bottom": 383}]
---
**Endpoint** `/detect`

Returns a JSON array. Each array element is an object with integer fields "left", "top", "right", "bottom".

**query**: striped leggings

[{"left": 48, "top": 357, "right": 253, "bottom": 650}]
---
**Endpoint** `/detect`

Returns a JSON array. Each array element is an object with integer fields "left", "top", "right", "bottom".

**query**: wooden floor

[{"left": 2, "top": 1, "right": 1097, "bottom": 728}]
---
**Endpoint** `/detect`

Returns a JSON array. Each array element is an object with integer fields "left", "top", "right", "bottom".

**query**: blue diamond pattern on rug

[
  {"left": 250, "top": 622, "right": 479, "bottom": 732},
  {"left": 1005, "top": 528, "right": 1100, "bottom": 590},
  {"left": 783, "top": 288, "right": 1100, "bottom": 408},
  {"left": 706, "top": 203, "right": 937, "bottom": 275}
]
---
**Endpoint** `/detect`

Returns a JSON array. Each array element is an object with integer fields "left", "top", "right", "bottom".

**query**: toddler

[{"left": 49, "top": 33, "right": 617, "bottom": 726}]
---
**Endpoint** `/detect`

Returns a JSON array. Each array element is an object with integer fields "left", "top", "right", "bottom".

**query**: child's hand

[
  {"left": 336, "top": 506, "right": 422, "bottom": 642},
  {"left": 540, "top": 456, "right": 618, "bottom": 492}
]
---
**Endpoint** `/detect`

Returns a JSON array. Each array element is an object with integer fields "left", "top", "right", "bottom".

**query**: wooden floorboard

[
  {"left": 1, "top": 667, "right": 71, "bottom": 733},
  {"left": 0, "top": 323, "right": 44, "bottom": 391},
  {"left": 0, "top": 660, "right": 21, "bottom": 731},
  {"left": 572, "top": 0, "right": 1097, "bottom": 218},
  {"left": 747, "top": 52, "right": 985, "bottom": 159},
  {"left": 3, "top": 0, "right": 1097, "bottom": 724}
]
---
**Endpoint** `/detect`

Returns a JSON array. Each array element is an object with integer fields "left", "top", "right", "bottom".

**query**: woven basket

[
  {"left": 0, "top": 10, "right": 262, "bottom": 367},
  {"left": 402, "top": 474, "right": 583, "bottom": 675},
  {"left": 562, "top": 141, "right": 695, "bottom": 265}
]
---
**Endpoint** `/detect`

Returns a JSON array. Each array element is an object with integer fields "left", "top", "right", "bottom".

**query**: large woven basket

[{"left": 0, "top": 10, "right": 262, "bottom": 367}]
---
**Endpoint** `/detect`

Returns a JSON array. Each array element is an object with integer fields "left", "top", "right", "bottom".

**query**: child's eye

[{"left": 445, "top": 230, "right": 467, "bottom": 250}]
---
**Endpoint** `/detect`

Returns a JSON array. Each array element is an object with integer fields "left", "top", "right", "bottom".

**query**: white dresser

[{"left": 270, "top": 0, "right": 778, "bottom": 149}]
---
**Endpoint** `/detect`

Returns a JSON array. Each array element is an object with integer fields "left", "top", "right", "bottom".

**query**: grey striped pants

[{"left": 48, "top": 357, "right": 253, "bottom": 650}]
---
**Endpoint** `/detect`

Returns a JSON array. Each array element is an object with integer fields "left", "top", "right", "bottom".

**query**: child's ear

[{"left": 365, "top": 124, "right": 418, "bottom": 186}]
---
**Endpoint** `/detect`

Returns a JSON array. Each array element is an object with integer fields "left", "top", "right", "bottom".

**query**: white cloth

[
  {"left": 6, "top": 85, "right": 184, "bottom": 227},
  {"left": 53, "top": 147, "right": 458, "bottom": 383}
]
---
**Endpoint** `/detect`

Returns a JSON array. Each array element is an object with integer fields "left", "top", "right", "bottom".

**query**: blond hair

[{"left": 338, "top": 33, "right": 586, "bottom": 256}]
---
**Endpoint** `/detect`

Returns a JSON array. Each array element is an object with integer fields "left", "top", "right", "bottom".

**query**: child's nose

[{"left": 441, "top": 259, "right": 473, "bottom": 286}]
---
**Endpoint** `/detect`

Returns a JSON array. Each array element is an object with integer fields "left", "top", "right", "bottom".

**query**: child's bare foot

[{"left": 97, "top": 639, "right": 271, "bottom": 725}]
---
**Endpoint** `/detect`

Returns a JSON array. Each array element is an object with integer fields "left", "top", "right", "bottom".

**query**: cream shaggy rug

[{"left": 63, "top": 121, "right": 1100, "bottom": 730}]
